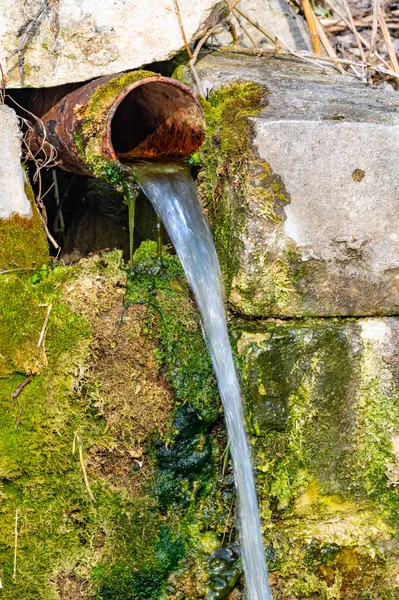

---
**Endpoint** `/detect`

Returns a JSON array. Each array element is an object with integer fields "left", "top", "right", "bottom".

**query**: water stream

[{"left": 123, "top": 160, "right": 271, "bottom": 600}]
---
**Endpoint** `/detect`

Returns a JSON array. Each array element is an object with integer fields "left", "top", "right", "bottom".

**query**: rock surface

[
  {"left": 187, "top": 52, "right": 399, "bottom": 317},
  {"left": 0, "top": 105, "right": 31, "bottom": 219},
  {"left": 235, "top": 316, "right": 399, "bottom": 598},
  {"left": 1, "top": 0, "right": 222, "bottom": 88},
  {"left": 214, "top": 0, "right": 311, "bottom": 51}
]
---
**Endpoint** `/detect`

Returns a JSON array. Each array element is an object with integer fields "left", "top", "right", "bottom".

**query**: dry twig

[
  {"left": 302, "top": 0, "right": 323, "bottom": 54},
  {"left": 232, "top": 10, "right": 258, "bottom": 47},
  {"left": 73, "top": 431, "right": 96, "bottom": 503},
  {"left": 234, "top": 6, "right": 279, "bottom": 46},
  {"left": 173, "top": 0, "right": 193, "bottom": 58},
  {"left": 13, "top": 508, "right": 19, "bottom": 580},
  {"left": 11, "top": 375, "right": 32, "bottom": 429},
  {"left": 38, "top": 304, "right": 53, "bottom": 348},
  {"left": 378, "top": 4, "right": 399, "bottom": 73}
]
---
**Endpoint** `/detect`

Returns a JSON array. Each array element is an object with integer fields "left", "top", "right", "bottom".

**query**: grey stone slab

[
  {"left": 0, "top": 105, "right": 32, "bottom": 219},
  {"left": 189, "top": 53, "right": 399, "bottom": 316},
  {"left": 1, "top": 0, "right": 222, "bottom": 88}
]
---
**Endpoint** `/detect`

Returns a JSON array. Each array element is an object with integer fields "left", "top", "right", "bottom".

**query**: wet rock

[
  {"left": 1, "top": 0, "right": 222, "bottom": 88},
  {"left": 235, "top": 316, "right": 399, "bottom": 597},
  {"left": 0, "top": 105, "right": 31, "bottom": 219},
  {"left": 213, "top": 0, "right": 311, "bottom": 52},
  {"left": 188, "top": 52, "right": 399, "bottom": 317}
]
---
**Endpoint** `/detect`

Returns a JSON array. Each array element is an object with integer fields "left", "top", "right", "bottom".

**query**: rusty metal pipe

[{"left": 28, "top": 71, "right": 205, "bottom": 180}]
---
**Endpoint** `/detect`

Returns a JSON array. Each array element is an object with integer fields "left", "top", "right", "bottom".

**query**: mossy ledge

[
  {"left": 0, "top": 244, "right": 239, "bottom": 599},
  {"left": 234, "top": 319, "right": 399, "bottom": 599},
  {"left": 0, "top": 178, "right": 49, "bottom": 271},
  {"left": 187, "top": 80, "right": 299, "bottom": 307}
]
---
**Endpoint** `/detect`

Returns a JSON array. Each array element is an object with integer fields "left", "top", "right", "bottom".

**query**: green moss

[
  {"left": 126, "top": 240, "right": 219, "bottom": 422},
  {"left": 193, "top": 81, "right": 266, "bottom": 293},
  {"left": 193, "top": 81, "right": 297, "bottom": 306},
  {"left": 0, "top": 181, "right": 49, "bottom": 271},
  {"left": 234, "top": 319, "right": 399, "bottom": 598}
]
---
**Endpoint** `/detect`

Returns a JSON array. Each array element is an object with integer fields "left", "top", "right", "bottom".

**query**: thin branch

[
  {"left": 38, "top": 304, "right": 52, "bottom": 348},
  {"left": 340, "top": 0, "right": 367, "bottom": 70},
  {"left": 378, "top": 4, "right": 399, "bottom": 74},
  {"left": 234, "top": 6, "right": 278, "bottom": 46},
  {"left": 173, "top": 0, "right": 193, "bottom": 59},
  {"left": 232, "top": 10, "right": 258, "bottom": 48},
  {"left": 218, "top": 43, "right": 399, "bottom": 80},
  {"left": 302, "top": 0, "right": 323, "bottom": 54},
  {"left": 315, "top": 16, "right": 345, "bottom": 71},
  {"left": 322, "top": 0, "right": 390, "bottom": 69},
  {"left": 370, "top": 0, "right": 380, "bottom": 70},
  {"left": 13, "top": 508, "right": 19, "bottom": 580},
  {"left": 11, "top": 376, "right": 32, "bottom": 405},
  {"left": 190, "top": 19, "right": 238, "bottom": 95}
]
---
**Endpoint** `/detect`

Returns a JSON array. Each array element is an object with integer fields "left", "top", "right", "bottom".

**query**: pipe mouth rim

[{"left": 105, "top": 76, "right": 204, "bottom": 163}]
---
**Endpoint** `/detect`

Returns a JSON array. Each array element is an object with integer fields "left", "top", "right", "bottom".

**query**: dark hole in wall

[{"left": 27, "top": 164, "right": 168, "bottom": 262}]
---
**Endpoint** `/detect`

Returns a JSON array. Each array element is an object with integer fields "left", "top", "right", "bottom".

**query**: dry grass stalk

[
  {"left": 190, "top": 19, "right": 238, "bottom": 95},
  {"left": 13, "top": 508, "right": 19, "bottom": 580},
  {"left": 232, "top": 10, "right": 258, "bottom": 47},
  {"left": 340, "top": 0, "right": 367, "bottom": 70},
  {"left": 38, "top": 303, "right": 53, "bottom": 348},
  {"left": 322, "top": 0, "right": 391, "bottom": 69},
  {"left": 315, "top": 16, "right": 345, "bottom": 70},
  {"left": 234, "top": 6, "right": 279, "bottom": 45},
  {"left": 370, "top": 0, "right": 380, "bottom": 67},
  {"left": 219, "top": 43, "right": 399, "bottom": 79},
  {"left": 173, "top": 0, "right": 193, "bottom": 59},
  {"left": 378, "top": 4, "right": 399, "bottom": 73},
  {"left": 73, "top": 431, "right": 96, "bottom": 503},
  {"left": 302, "top": 0, "right": 323, "bottom": 53}
]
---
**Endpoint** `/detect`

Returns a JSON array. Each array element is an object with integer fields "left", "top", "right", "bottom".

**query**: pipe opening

[{"left": 109, "top": 79, "right": 205, "bottom": 161}]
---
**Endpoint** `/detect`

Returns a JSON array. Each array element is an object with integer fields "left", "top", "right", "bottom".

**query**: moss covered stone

[
  {"left": 181, "top": 78, "right": 302, "bottom": 309},
  {"left": 0, "top": 180, "right": 49, "bottom": 271},
  {"left": 0, "top": 244, "right": 240, "bottom": 600},
  {"left": 234, "top": 317, "right": 399, "bottom": 598}
]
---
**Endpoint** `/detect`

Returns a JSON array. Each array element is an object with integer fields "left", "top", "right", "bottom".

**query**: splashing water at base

[{"left": 124, "top": 160, "right": 272, "bottom": 600}]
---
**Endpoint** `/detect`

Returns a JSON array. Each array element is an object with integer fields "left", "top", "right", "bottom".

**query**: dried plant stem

[
  {"left": 234, "top": 6, "right": 278, "bottom": 45},
  {"left": 340, "top": 0, "right": 367, "bottom": 68},
  {"left": 302, "top": 0, "right": 322, "bottom": 54},
  {"left": 190, "top": 19, "right": 238, "bottom": 95},
  {"left": 38, "top": 303, "right": 52, "bottom": 348},
  {"left": 378, "top": 5, "right": 399, "bottom": 73},
  {"left": 370, "top": 0, "right": 380, "bottom": 68},
  {"left": 73, "top": 432, "right": 96, "bottom": 503},
  {"left": 315, "top": 16, "right": 344, "bottom": 71},
  {"left": 173, "top": 0, "right": 193, "bottom": 59},
  {"left": 322, "top": 0, "right": 390, "bottom": 70},
  {"left": 13, "top": 508, "right": 19, "bottom": 580},
  {"left": 219, "top": 44, "right": 399, "bottom": 80},
  {"left": 232, "top": 10, "right": 257, "bottom": 47}
]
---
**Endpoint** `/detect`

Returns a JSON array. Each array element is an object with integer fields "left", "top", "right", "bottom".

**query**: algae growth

[
  {"left": 0, "top": 181, "right": 49, "bottom": 271},
  {"left": 0, "top": 242, "right": 239, "bottom": 600},
  {"left": 234, "top": 318, "right": 399, "bottom": 599}
]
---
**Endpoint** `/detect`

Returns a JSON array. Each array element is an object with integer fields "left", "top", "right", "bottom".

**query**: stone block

[
  {"left": 0, "top": 0, "right": 222, "bottom": 88},
  {"left": 233, "top": 316, "right": 399, "bottom": 597},
  {"left": 0, "top": 105, "right": 31, "bottom": 219},
  {"left": 190, "top": 53, "right": 399, "bottom": 317}
]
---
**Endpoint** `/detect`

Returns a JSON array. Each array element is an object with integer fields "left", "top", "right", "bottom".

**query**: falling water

[{"left": 124, "top": 160, "right": 272, "bottom": 600}]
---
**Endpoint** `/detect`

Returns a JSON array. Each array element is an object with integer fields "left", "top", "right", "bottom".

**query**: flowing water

[{"left": 124, "top": 160, "right": 272, "bottom": 600}]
